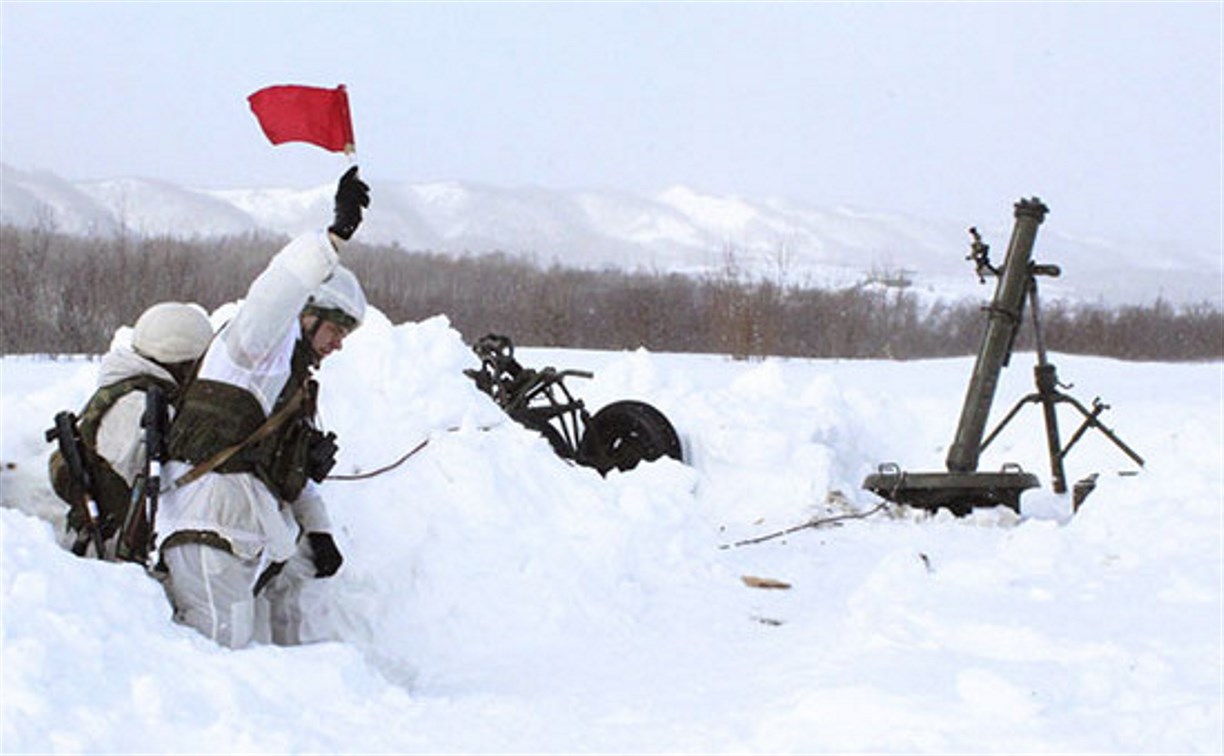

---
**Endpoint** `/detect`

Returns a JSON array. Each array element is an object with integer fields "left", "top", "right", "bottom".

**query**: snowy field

[{"left": 1, "top": 308, "right": 1221, "bottom": 754}]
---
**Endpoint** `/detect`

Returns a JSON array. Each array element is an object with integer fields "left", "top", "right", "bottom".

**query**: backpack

[{"left": 48, "top": 375, "right": 174, "bottom": 544}]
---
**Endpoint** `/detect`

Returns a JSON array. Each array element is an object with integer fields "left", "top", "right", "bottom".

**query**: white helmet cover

[
  {"left": 132, "top": 302, "right": 214, "bottom": 364},
  {"left": 305, "top": 265, "right": 367, "bottom": 329}
]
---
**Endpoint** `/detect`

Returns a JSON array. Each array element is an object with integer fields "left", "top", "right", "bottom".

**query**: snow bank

[{"left": 2, "top": 312, "right": 1220, "bottom": 753}]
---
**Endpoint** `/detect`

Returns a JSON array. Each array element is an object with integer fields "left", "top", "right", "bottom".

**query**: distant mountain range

[{"left": 2, "top": 162, "right": 1216, "bottom": 306}]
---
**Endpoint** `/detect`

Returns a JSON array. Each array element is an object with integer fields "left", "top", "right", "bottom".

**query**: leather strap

[{"left": 171, "top": 386, "right": 306, "bottom": 490}]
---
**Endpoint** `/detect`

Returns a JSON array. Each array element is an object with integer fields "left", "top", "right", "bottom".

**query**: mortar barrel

[{"left": 945, "top": 197, "right": 1048, "bottom": 472}]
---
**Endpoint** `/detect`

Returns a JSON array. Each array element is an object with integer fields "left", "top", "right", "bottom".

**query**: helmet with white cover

[
  {"left": 132, "top": 302, "right": 214, "bottom": 364},
  {"left": 303, "top": 264, "right": 366, "bottom": 330}
]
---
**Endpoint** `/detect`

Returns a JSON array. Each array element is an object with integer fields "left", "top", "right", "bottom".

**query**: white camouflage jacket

[
  {"left": 157, "top": 230, "right": 338, "bottom": 564},
  {"left": 93, "top": 345, "right": 178, "bottom": 487}
]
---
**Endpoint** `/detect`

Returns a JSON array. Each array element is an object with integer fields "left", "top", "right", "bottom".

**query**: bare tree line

[{"left": 1, "top": 223, "right": 1220, "bottom": 361}]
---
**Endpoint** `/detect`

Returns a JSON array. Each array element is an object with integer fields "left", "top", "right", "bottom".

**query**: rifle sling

[{"left": 172, "top": 386, "right": 306, "bottom": 490}]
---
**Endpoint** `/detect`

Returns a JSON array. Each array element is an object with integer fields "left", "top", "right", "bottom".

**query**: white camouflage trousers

[{"left": 162, "top": 539, "right": 334, "bottom": 649}]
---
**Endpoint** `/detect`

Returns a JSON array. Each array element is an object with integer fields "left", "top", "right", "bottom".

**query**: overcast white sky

[{"left": 1, "top": 1, "right": 1220, "bottom": 250}]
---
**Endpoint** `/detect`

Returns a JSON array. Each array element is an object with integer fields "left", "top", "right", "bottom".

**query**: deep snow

[{"left": 1, "top": 309, "right": 1221, "bottom": 754}]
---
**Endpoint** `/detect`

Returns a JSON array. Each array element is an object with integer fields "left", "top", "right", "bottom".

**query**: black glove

[
  {"left": 307, "top": 531, "right": 344, "bottom": 577},
  {"left": 305, "top": 430, "right": 338, "bottom": 483},
  {"left": 328, "top": 166, "right": 370, "bottom": 241}
]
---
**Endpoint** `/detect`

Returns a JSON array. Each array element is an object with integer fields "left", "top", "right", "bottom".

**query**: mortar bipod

[{"left": 977, "top": 258, "right": 1144, "bottom": 505}]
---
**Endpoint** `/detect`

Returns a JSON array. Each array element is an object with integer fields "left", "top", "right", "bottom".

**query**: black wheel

[{"left": 577, "top": 400, "right": 683, "bottom": 475}]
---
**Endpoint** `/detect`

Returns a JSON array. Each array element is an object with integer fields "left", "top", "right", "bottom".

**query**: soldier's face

[{"left": 302, "top": 315, "right": 351, "bottom": 362}]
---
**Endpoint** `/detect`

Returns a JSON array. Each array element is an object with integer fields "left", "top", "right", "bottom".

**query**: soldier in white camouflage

[
  {"left": 48, "top": 301, "right": 213, "bottom": 558},
  {"left": 157, "top": 167, "right": 370, "bottom": 648}
]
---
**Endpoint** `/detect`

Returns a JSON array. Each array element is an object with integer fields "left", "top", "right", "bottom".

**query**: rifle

[
  {"left": 117, "top": 384, "right": 168, "bottom": 566},
  {"left": 45, "top": 411, "right": 106, "bottom": 559}
]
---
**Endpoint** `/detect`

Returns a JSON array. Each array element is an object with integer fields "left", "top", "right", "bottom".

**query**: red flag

[{"left": 247, "top": 84, "right": 355, "bottom": 154}]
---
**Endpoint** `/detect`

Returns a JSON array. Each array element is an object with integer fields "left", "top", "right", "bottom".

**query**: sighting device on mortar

[{"left": 862, "top": 198, "right": 1144, "bottom": 516}]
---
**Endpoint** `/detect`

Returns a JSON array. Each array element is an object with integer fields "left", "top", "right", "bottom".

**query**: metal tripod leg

[
  {"left": 1053, "top": 393, "right": 1145, "bottom": 468},
  {"left": 980, "top": 381, "right": 1068, "bottom": 493},
  {"left": 981, "top": 371, "right": 1144, "bottom": 496},
  {"left": 1035, "top": 364, "right": 1068, "bottom": 493}
]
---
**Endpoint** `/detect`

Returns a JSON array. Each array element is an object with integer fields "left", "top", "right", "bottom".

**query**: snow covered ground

[{"left": 2, "top": 309, "right": 1221, "bottom": 754}]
